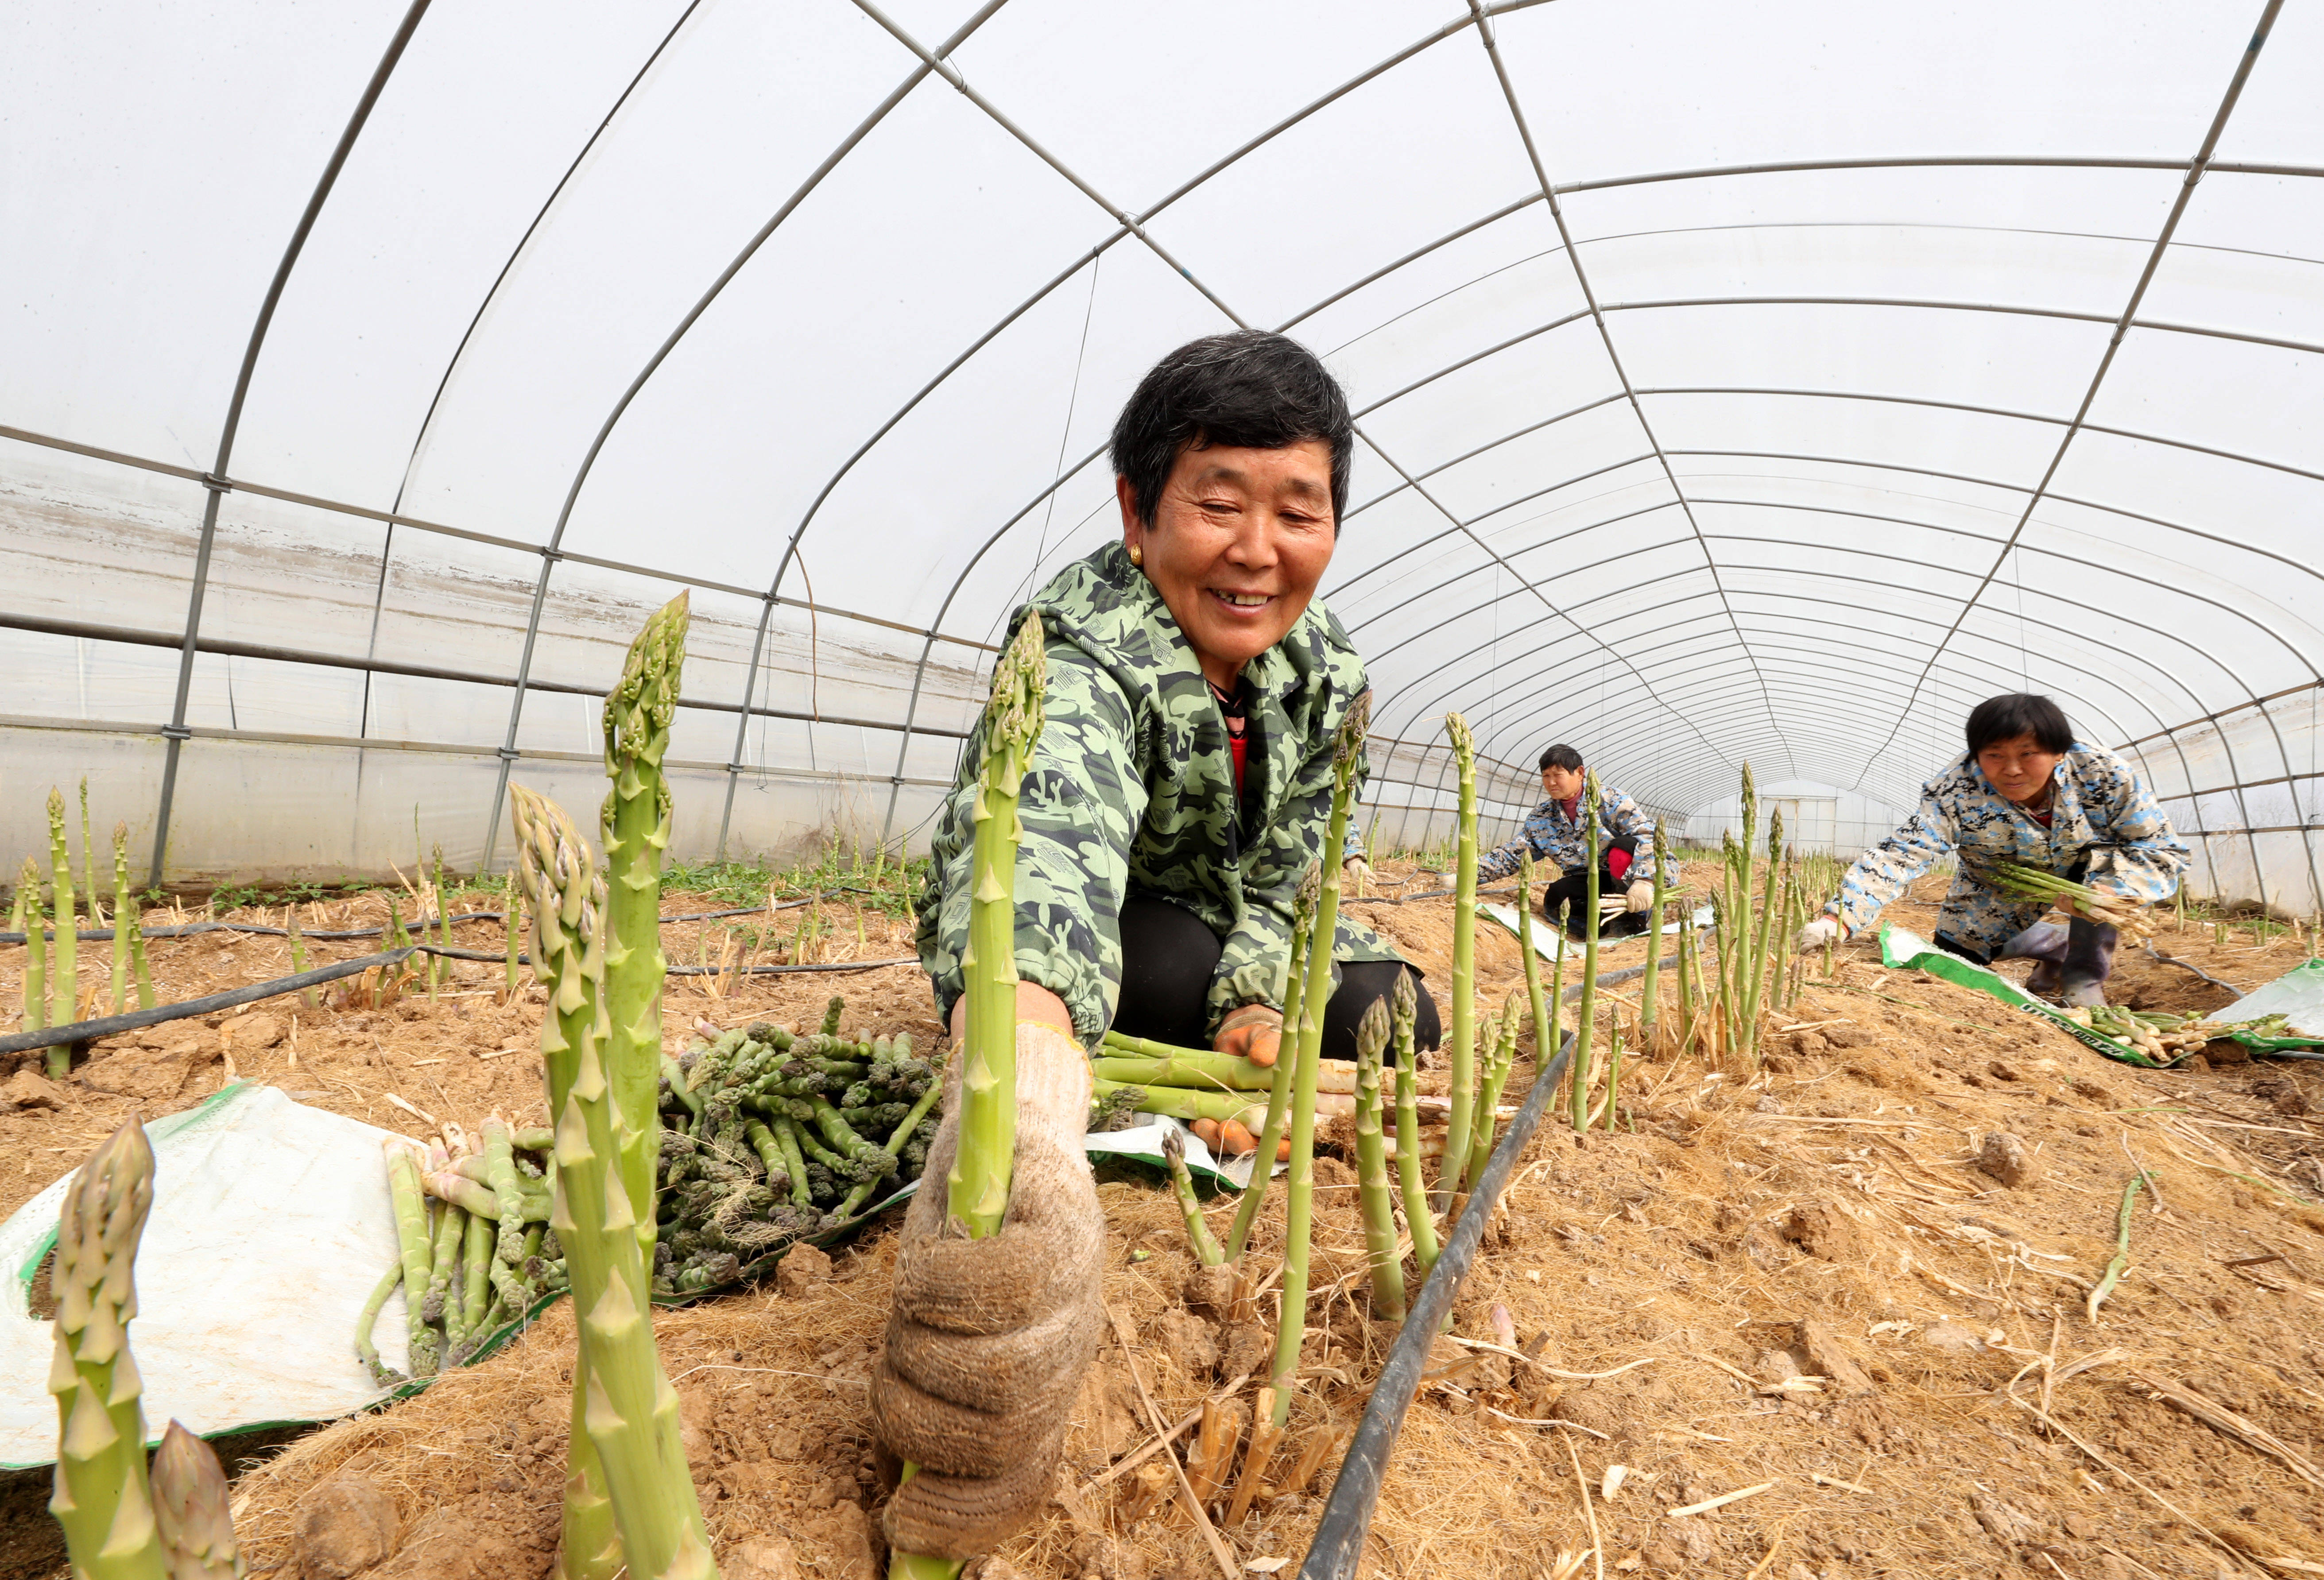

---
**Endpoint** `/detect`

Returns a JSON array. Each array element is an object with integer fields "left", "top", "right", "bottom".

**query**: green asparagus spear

[
  {"left": 354, "top": 1255, "right": 407, "bottom": 1387},
  {"left": 1268, "top": 693, "right": 1367, "bottom": 1429},
  {"left": 1570, "top": 774, "right": 1603, "bottom": 1131},
  {"left": 11, "top": 864, "right": 41, "bottom": 1035},
  {"left": 1437, "top": 713, "right": 1479, "bottom": 1209},
  {"left": 603, "top": 592, "right": 688, "bottom": 1259},
  {"left": 1224, "top": 861, "right": 1320, "bottom": 1263},
  {"left": 892, "top": 612, "right": 1046, "bottom": 1580},
  {"left": 1162, "top": 1129, "right": 1226, "bottom": 1267},
  {"left": 150, "top": 1420, "right": 245, "bottom": 1580},
  {"left": 1351, "top": 996, "right": 1404, "bottom": 1319},
  {"left": 1388, "top": 968, "right": 1439, "bottom": 1280},
  {"left": 511, "top": 783, "right": 716, "bottom": 1580},
  {"left": 47, "top": 1119, "right": 167, "bottom": 1580},
  {"left": 49, "top": 787, "right": 76, "bottom": 1073},
  {"left": 383, "top": 1143, "right": 439, "bottom": 1379}
]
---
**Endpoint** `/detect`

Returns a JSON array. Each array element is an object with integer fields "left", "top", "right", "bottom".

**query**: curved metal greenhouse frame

[{"left": 2, "top": 0, "right": 2318, "bottom": 915}]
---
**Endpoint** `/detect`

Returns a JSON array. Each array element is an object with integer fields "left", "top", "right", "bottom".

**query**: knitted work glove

[{"left": 870, "top": 1024, "right": 1104, "bottom": 1560}]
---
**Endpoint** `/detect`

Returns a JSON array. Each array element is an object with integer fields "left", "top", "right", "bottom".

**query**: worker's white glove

[
  {"left": 1796, "top": 915, "right": 1845, "bottom": 951},
  {"left": 1342, "top": 855, "right": 1374, "bottom": 895},
  {"left": 1623, "top": 880, "right": 1654, "bottom": 914},
  {"left": 871, "top": 1023, "right": 1103, "bottom": 1559}
]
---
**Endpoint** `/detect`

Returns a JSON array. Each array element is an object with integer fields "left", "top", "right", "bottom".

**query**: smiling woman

[{"left": 879, "top": 332, "right": 1439, "bottom": 1561}]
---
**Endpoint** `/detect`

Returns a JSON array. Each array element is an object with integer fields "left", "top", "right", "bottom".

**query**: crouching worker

[
  {"left": 872, "top": 331, "right": 1437, "bottom": 1565},
  {"left": 1477, "top": 744, "right": 1669, "bottom": 939},
  {"left": 1796, "top": 693, "right": 2186, "bottom": 1007}
]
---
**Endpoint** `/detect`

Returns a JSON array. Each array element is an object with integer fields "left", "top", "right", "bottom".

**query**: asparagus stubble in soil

[
  {"left": 47, "top": 1119, "right": 167, "bottom": 1580},
  {"left": 512, "top": 784, "right": 717, "bottom": 1580},
  {"left": 889, "top": 611, "right": 1046, "bottom": 1580}
]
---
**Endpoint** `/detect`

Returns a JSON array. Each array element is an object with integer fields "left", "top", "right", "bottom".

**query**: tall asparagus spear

[
  {"left": 949, "top": 611, "right": 1045, "bottom": 1238},
  {"left": 504, "top": 871, "right": 525, "bottom": 999},
  {"left": 81, "top": 778, "right": 99, "bottom": 959},
  {"left": 1387, "top": 968, "right": 1440, "bottom": 1280},
  {"left": 49, "top": 788, "right": 76, "bottom": 1073},
  {"left": 1636, "top": 822, "right": 1668, "bottom": 1049},
  {"left": 1351, "top": 996, "right": 1405, "bottom": 1320},
  {"left": 1569, "top": 774, "right": 1603, "bottom": 1132},
  {"left": 891, "top": 613, "right": 1046, "bottom": 1580},
  {"left": 603, "top": 592, "right": 689, "bottom": 1259},
  {"left": 1224, "top": 862, "right": 1320, "bottom": 1263},
  {"left": 1267, "top": 693, "right": 1368, "bottom": 1429},
  {"left": 511, "top": 784, "right": 716, "bottom": 1580},
  {"left": 1436, "top": 712, "right": 1479, "bottom": 1210},
  {"left": 11, "top": 863, "right": 42, "bottom": 1034},
  {"left": 151, "top": 1420, "right": 245, "bottom": 1580},
  {"left": 1741, "top": 808, "right": 1784, "bottom": 1069},
  {"left": 109, "top": 827, "right": 135, "bottom": 1015},
  {"left": 1478, "top": 850, "right": 1557, "bottom": 1191},
  {"left": 47, "top": 1119, "right": 167, "bottom": 1580}
]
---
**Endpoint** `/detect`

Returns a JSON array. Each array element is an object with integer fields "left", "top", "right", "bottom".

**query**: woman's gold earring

[{"left": 1127, "top": 542, "right": 1143, "bottom": 567}]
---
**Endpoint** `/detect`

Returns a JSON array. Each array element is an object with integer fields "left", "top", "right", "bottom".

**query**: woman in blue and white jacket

[{"left": 1797, "top": 694, "right": 2188, "bottom": 1007}]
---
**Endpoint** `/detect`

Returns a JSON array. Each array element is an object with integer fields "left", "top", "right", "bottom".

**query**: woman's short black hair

[
  {"left": 1966, "top": 693, "right": 2074, "bottom": 757},
  {"left": 1110, "top": 331, "right": 1353, "bottom": 530},
  {"left": 1538, "top": 744, "right": 1584, "bottom": 773}
]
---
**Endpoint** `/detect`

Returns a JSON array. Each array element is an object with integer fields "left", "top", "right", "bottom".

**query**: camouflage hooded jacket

[
  {"left": 1827, "top": 742, "right": 2188, "bottom": 934},
  {"left": 915, "top": 541, "right": 1401, "bottom": 1046},
  {"left": 1475, "top": 783, "right": 1668, "bottom": 886}
]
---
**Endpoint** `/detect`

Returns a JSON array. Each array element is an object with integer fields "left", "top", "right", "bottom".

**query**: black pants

[
  {"left": 1114, "top": 895, "right": 1441, "bottom": 1062},
  {"left": 1534, "top": 836, "right": 1648, "bottom": 940}
]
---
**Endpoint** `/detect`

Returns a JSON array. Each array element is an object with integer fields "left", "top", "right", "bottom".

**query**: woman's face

[
  {"left": 1119, "top": 438, "right": 1337, "bottom": 689},
  {"left": 1975, "top": 732, "right": 2065, "bottom": 805},
  {"left": 1540, "top": 765, "right": 1584, "bottom": 802}
]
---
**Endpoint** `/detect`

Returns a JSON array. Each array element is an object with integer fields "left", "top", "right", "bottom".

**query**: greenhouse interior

[{"left": 5, "top": 3, "right": 2324, "bottom": 1579}]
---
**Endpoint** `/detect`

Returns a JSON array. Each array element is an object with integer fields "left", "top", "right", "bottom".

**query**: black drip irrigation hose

[
  {"left": 0, "top": 941, "right": 920, "bottom": 1058},
  {"left": 0, "top": 887, "right": 876, "bottom": 946},
  {"left": 1300, "top": 1028, "right": 1575, "bottom": 1580}
]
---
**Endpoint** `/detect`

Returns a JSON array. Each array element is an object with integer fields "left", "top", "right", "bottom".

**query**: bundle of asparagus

[
  {"left": 1991, "top": 861, "right": 2155, "bottom": 940},
  {"left": 655, "top": 1001, "right": 942, "bottom": 1291},
  {"left": 361, "top": 1121, "right": 556, "bottom": 1382},
  {"left": 2058, "top": 1004, "right": 2270, "bottom": 1060}
]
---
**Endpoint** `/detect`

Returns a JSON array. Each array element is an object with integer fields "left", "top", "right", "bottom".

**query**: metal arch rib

[
  {"left": 1846, "top": 0, "right": 2285, "bottom": 885},
  {"left": 147, "top": 0, "right": 436, "bottom": 891},
  {"left": 1445, "top": 560, "right": 2224, "bottom": 829},
  {"left": 1382, "top": 558, "right": 2193, "bottom": 798},
  {"left": 479, "top": 0, "right": 1012, "bottom": 871},
  {"left": 841, "top": 0, "right": 1741, "bottom": 841},
  {"left": 360, "top": 0, "right": 709, "bottom": 744},
  {"left": 1463, "top": 0, "right": 1790, "bottom": 776}
]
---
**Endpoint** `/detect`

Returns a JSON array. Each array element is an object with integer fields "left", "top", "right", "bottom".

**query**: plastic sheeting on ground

[
  {"left": 0, "top": 1082, "right": 413, "bottom": 1468},
  {"left": 0, "top": 1089, "right": 1234, "bottom": 1468}
]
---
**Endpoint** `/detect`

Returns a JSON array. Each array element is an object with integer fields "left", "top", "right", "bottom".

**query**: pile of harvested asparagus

[
  {"left": 2060, "top": 1004, "right": 2289, "bottom": 1060},
  {"left": 656, "top": 995, "right": 943, "bottom": 1291},
  {"left": 363, "top": 1118, "right": 556, "bottom": 1383},
  {"left": 1992, "top": 860, "right": 2157, "bottom": 939}
]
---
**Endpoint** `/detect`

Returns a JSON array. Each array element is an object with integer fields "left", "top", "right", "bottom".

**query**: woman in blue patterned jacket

[{"left": 1796, "top": 694, "right": 2188, "bottom": 1007}]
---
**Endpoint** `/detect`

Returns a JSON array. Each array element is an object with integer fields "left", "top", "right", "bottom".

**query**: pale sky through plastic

[{"left": 1, "top": 0, "right": 2318, "bottom": 905}]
